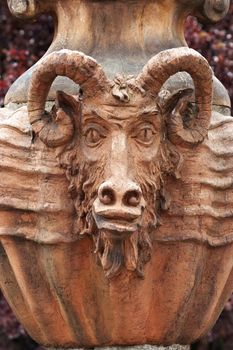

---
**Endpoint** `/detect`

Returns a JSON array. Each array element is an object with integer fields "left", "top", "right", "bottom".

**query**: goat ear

[
  {"left": 158, "top": 88, "right": 194, "bottom": 114},
  {"left": 55, "top": 91, "right": 80, "bottom": 115},
  {"left": 36, "top": 90, "right": 76, "bottom": 148},
  {"left": 160, "top": 87, "right": 208, "bottom": 146}
]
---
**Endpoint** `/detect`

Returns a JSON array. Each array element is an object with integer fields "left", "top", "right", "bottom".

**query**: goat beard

[
  {"left": 71, "top": 164, "right": 157, "bottom": 279},
  {"left": 92, "top": 224, "right": 153, "bottom": 279},
  {"left": 59, "top": 148, "right": 175, "bottom": 278}
]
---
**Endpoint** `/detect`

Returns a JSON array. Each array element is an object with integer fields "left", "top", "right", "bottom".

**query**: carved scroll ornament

[
  {"left": 200, "top": 0, "right": 230, "bottom": 22},
  {"left": 7, "top": 0, "right": 42, "bottom": 18}
]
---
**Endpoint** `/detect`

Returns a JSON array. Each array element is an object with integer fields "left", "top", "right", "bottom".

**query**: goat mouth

[{"left": 92, "top": 210, "right": 141, "bottom": 234}]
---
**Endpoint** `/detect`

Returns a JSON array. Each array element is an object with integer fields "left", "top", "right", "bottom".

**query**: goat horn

[
  {"left": 136, "top": 47, "right": 213, "bottom": 145},
  {"left": 28, "top": 49, "right": 110, "bottom": 146}
]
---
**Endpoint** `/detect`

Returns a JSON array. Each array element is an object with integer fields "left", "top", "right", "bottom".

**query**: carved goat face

[
  {"left": 28, "top": 48, "right": 213, "bottom": 278},
  {"left": 52, "top": 89, "right": 164, "bottom": 277}
]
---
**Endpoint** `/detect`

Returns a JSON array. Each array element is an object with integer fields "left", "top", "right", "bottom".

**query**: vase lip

[{"left": 7, "top": 0, "right": 230, "bottom": 23}]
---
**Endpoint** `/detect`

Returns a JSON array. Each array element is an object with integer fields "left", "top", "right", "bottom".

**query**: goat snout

[
  {"left": 98, "top": 181, "right": 142, "bottom": 208},
  {"left": 93, "top": 178, "right": 145, "bottom": 233}
]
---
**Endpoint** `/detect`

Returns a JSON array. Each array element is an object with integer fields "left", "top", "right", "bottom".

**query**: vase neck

[
  {"left": 50, "top": 0, "right": 188, "bottom": 77},
  {"left": 5, "top": 0, "right": 231, "bottom": 109}
]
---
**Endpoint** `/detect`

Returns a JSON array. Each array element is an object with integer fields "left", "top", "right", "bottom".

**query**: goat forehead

[{"left": 82, "top": 103, "right": 159, "bottom": 122}]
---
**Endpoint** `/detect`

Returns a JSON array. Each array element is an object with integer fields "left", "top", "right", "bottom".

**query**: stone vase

[{"left": 0, "top": 0, "right": 232, "bottom": 349}]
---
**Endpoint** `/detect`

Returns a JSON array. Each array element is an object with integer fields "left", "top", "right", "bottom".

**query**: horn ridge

[
  {"left": 28, "top": 49, "right": 110, "bottom": 146},
  {"left": 136, "top": 47, "right": 213, "bottom": 145}
]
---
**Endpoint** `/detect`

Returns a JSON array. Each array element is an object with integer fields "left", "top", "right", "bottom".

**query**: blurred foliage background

[{"left": 0, "top": 1, "right": 233, "bottom": 349}]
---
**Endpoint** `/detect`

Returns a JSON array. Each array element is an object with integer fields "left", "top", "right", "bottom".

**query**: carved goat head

[{"left": 28, "top": 48, "right": 213, "bottom": 278}]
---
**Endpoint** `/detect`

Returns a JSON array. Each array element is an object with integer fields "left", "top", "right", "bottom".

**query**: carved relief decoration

[
  {"left": 0, "top": 46, "right": 233, "bottom": 347},
  {"left": 25, "top": 47, "right": 212, "bottom": 278},
  {"left": 199, "top": 0, "right": 230, "bottom": 22},
  {"left": 7, "top": 0, "right": 40, "bottom": 18}
]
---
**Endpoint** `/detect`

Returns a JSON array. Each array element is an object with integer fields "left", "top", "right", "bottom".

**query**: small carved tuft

[{"left": 111, "top": 75, "right": 134, "bottom": 102}]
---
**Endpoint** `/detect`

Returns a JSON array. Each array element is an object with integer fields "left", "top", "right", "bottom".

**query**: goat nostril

[
  {"left": 123, "top": 190, "right": 141, "bottom": 207},
  {"left": 99, "top": 187, "right": 116, "bottom": 205}
]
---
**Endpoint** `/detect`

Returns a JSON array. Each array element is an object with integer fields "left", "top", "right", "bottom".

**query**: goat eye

[
  {"left": 85, "top": 128, "right": 103, "bottom": 146},
  {"left": 135, "top": 127, "right": 155, "bottom": 144}
]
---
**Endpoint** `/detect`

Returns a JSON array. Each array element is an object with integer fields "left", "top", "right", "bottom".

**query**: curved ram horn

[
  {"left": 28, "top": 49, "right": 111, "bottom": 147},
  {"left": 136, "top": 47, "right": 213, "bottom": 145}
]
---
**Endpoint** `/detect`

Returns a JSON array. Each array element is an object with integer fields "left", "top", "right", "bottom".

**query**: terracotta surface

[
  {"left": 0, "top": 45, "right": 233, "bottom": 347},
  {"left": 27, "top": 47, "right": 214, "bottom": 276},
  {"left": 0, "top": 0, "right": 233, "bottom": 349}
]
